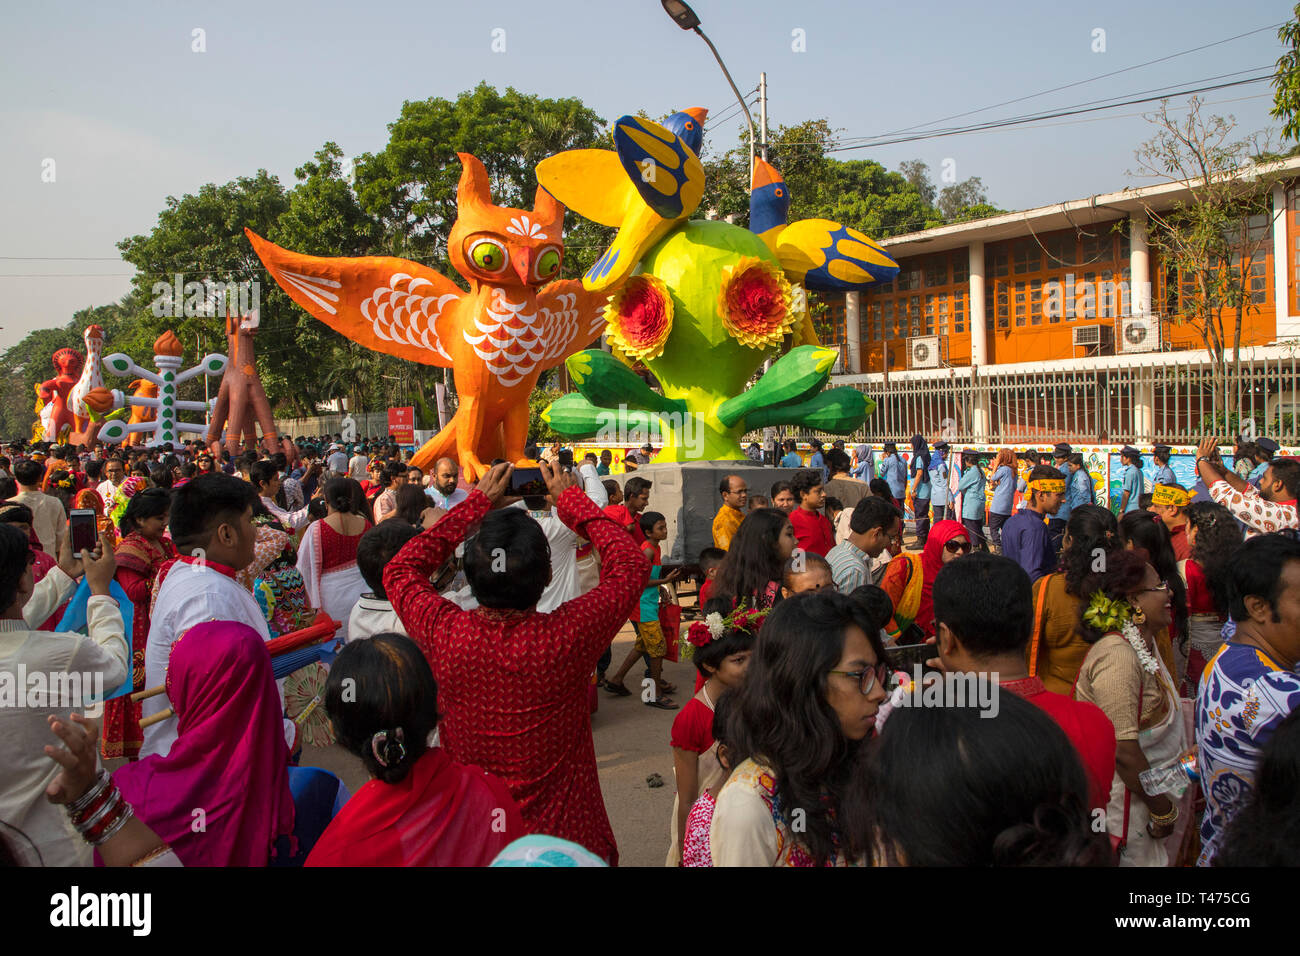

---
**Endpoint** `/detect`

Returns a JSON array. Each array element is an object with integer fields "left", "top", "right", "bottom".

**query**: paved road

[{"left": 301, "top": 621, "right": 696, "bottom": 867}]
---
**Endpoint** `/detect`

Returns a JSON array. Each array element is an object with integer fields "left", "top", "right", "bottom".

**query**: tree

[
  {"left": 897, "top": 159, "right": 937, "bottom": 206},
  {"left": 1131, "top": 97, "right": 1284, "bottom": 422},
  {"left": 937, "top": 177, "right": 992, "bottom": 221},
  {"left": 1272, "top": 4, "right": 1300, "bottom": 141}
]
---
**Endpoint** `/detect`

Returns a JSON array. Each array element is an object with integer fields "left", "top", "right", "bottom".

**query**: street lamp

[{"left": 659, "top": 0, "right": 755, "bottom": 177}]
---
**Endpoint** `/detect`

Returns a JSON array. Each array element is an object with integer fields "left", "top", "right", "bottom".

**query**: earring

[{"left": 1131, "top": 607, "right": 1147, "bottom": 625}]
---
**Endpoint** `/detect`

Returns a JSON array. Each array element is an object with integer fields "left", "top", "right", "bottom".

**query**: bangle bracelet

[
  {"left": 1149, "top": 805, "right": 1179, "bottom": 826},
  {"left": 75, "top": 787, "right": 122, "bottom": 834},
  {"left": 90, "top": 803, "right": 134, "bottom": 846},
  {"left": 65, "top": 769, "right": 110, "bottom": 815}
]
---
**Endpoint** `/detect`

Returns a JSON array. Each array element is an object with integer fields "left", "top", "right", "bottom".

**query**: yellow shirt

[{"left": 712, "top": 505, "right": 744, "bottom": 551}]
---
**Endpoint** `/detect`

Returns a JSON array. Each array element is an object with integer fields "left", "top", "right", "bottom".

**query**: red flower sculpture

[
  {"left": 604, "top": 275, "right": 674, "bottom": 362},
  {"left": 717, "top": 256, "right": 795, "bottom": 350}
]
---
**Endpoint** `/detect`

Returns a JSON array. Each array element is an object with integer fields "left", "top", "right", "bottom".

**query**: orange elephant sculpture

[{"left": 246, "top": 152, "right": 612, "bottom": 480}]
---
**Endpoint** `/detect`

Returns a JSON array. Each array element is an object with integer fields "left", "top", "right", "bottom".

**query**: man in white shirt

[
  {"left": 326, "top": 443, "right": 349, "bottom": 475},
  {"left": 348, "top": 447, "right": 370, "bottom": 480},
  {"left": 513, "top": 494, "right": 582, "bottom": 612},
  {"left": 425, "top": 457, "right": 468, "bottom": 511},
  {"left": 141, "top": 474, "right": 282, "bottom": 759},
  {"left": 0, "top": 525, "right": 124, "bottom": 866},
  {"left": 348, "top": 521, "right": 419, "bottom": 642},
  {"left": 577, "top": 454, "right": 610, "bottom": 508},
  {"left": 11, "top": 459, "right": 66, "bottom": 557}
]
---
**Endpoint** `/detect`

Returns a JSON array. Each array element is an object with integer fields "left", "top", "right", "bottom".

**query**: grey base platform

[{"left": 627, "top": 461, "right": 806, "bottom": 564}]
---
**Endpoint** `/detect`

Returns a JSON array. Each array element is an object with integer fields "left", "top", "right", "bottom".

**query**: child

[
  {"left": 604, "top": 511, "right": 680, "bottom": 707},
  {"left": 696, "top": 546, "right": 726, "bottom": 607},
  {"left": 780, "top": 552, "right": 834, "bottom": 598},
  {"left": 670, "top": 611, "right": 756, "bottom": 866},
  {"left": 747, "top": 494, "right": 770, "bottom": 511},
  {"left": 681, "top": 690, "right": 736, "bottom": 867},
  {"left": 348, "top": 521, "right": 419, "bottom": 642},
  {"left": 788, "top": 469, "right": 834, "bottom": 556}
]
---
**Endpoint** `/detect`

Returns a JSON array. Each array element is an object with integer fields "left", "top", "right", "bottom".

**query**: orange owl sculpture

[{"left": 246, "top": 153, "right": 610, "bottom": 480}]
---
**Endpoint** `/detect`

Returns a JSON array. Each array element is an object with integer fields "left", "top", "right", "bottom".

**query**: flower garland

[
  {"left": 1083, "top": 591, "right": 1158, "bottom": 674},
  {"left": 686, "top": 601, "right": 770, "bottom": 648}
]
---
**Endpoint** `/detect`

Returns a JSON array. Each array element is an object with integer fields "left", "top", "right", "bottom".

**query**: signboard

[{"left": 387, "top": 406, "right": 415, "bottom": 446}]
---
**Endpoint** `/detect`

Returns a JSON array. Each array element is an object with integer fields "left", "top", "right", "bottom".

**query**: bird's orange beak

[{"left": 512, "top": 248, "right": 534, "bottom": 285}]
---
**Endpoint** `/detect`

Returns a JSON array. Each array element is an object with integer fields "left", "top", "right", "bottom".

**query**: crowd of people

[{"left": 0, "top": 427, "right": 1297, "bottom": 868}]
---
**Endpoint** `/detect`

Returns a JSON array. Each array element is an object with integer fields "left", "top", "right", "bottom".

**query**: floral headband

[
  {"left": 1082, "top": 591, "right": 1133, "bottom": 633},
  {"left": 686, "top": 602, "right": 770, "bottom": 648}
]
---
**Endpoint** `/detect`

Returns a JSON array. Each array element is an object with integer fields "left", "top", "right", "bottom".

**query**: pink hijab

[{"left": 112, "top": 621, "right": 295, "bottom": 866}]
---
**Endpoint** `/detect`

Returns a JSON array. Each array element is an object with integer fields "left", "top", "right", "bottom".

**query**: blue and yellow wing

[{"left": 776, "top": 219, "right": 899, "bottom": 292}]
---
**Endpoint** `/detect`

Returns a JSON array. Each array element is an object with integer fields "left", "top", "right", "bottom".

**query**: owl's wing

[
  {"left": 534, "top": 279, "right": 611, "bottom": 372},
  {"left": 245, "top": 228, "right": 462, "bottom": 367}
]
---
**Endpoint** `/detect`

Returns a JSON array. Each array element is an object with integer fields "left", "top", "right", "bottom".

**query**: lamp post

[{"left": 660, "top": 0, "right": 755, "bottom": 178}]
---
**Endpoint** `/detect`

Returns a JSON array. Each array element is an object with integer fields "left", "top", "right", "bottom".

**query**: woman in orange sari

[
  {"left": 102, "top": 484, "right": 175, "bottom": 760},
  {"left": 878, "top": 519, "right": 969, "bottom": 643}
]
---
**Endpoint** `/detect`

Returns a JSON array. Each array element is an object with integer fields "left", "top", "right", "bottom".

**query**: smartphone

[
  {"left": 510, "top": 467, "right": 547, "bottom": 497},
  {"left": 882, "top": 642, "right": 940, "bottom": 672},
  {"left": 69, "top": 509, "right": 97, "bottom": 554}
]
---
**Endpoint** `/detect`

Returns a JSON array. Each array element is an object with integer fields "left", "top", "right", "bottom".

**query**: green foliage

[{"left": 1273, "top": 5, "right": 1300, "bottom": 142}]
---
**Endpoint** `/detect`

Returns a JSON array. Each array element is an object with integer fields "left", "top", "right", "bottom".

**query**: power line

[
  {"left": 827, "top": 73, "right": 1275, "bottom": 153},
  {"left": 833, "top": 65, "right": 1274, "bottom": 148},
  {"left": 880, "top": 20, "right": 1285, "bottom": 138}
]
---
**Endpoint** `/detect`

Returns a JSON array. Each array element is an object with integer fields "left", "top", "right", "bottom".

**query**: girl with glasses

[{"left": 710, "top": 591, "right": 886, "bottom": 866}]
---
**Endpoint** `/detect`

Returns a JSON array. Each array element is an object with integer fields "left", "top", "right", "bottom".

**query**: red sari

[
  {"left": 306, "top": 747, "right": 524, "bottom": 866},
  {"left": 101, "top": 532, "right": 176, "bottom": 760}
]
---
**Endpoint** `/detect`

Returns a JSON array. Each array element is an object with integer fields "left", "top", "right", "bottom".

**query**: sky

[{"left": 0, "top": 0, "right": 1292, "bottom": 350}]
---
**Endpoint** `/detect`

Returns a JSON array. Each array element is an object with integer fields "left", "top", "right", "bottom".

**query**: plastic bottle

[{"left": 1140, "top": 749, "right": 1200, "bottom": 797}]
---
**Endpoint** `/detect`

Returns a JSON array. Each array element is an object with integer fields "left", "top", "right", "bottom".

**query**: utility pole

[{"left": 759, "top": 72, "right": 769, "bottom": 161}]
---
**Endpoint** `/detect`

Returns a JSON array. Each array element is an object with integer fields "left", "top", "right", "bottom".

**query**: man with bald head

[{"left": 425, "top": 457, "right": 468, "bottom": 511}]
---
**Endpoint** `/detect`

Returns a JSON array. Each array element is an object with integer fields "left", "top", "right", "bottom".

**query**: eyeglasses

[
  {"left": 828, "top": 662, "right": 889, "bottom": 696},
  {"left": 1140, "top": 581, "right": 1169, "bottom": 594},
  {"left": 944, "top": 539, "right": 971, "bottom": 555}
]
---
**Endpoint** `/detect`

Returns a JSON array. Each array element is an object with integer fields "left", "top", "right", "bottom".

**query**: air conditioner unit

[
  {"left": 908, "top": 336, "right": 942, "bottom": 370},
  {"left": 1072, "top": 324, "right": 1114, "bottom": 352},
  {"left": 1118, "top": 316, "right": 1160, "bottom": 353}
]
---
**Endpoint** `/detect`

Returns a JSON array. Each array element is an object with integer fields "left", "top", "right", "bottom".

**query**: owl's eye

[
  {"left": 468, "top": 238, "right": 508, "bottom": 274},
  {"left": 534, "top": 247, "right": 562, "bottom": 281}
]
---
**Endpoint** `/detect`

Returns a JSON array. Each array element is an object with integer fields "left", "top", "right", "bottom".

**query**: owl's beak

[{"left": 512, "top": 249, "right": 534, "bottom": 285}]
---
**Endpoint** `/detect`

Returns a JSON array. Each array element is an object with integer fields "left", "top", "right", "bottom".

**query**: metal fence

[{"left": 749, "top": 350, "right": 1300, "bottom": 445}]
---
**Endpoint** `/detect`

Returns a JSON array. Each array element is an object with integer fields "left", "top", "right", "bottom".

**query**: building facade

[{"left": 810, "top": 157, "right": 1300, "bottom": 445}]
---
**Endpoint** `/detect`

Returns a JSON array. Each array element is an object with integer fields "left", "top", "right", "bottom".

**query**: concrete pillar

[
  {"left": 844, "top": 291, "right": 862, "bottom": 373},
  {"left": 1272, "top": 183, "right": 1298, "bottom": 339},
  {"left": 1134, "top": 375, "right": 1155, "bottom": 442},
  {"left": 969, "top": 242, "right": 987, "bottom": 366},
  {"left": 1130, "top": 210, "right": 1150, "bottom": 316},
  {"left": 968, "top": 242, "right": 990, "bottom": 438}
]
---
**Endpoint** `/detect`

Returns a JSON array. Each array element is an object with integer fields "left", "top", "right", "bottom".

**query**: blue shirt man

[
  {"left": 1050, "top": 444, "right": 1075, "bottom": 524},
  {"left": 1002, "top": 467, "right": 1066, "bottom": 582},
  {"left": 780, "top": 448, "right": 803, "bottom": 468},
  {"left": 1119, "top": 446, "right": 1144, "bottom": 513},
  {"left": 880, "top": 447, "right": 906, "bottom": 500},
  {"left": 809, "top": 444, "right": 828, "bottom": 484}
]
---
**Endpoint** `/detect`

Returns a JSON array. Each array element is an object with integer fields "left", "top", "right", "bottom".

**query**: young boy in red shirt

[{"left": 787, "top": 469, "right": 835, "bottom": 557}]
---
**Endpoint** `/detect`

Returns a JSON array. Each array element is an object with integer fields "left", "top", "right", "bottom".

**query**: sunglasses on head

[{"left": 944, "top": 539, "right": 971, "bottom": 554}]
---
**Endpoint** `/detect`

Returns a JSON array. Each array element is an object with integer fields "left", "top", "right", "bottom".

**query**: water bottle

[{"left": 1140, "top": 750, "right": 1200, "bottom": 797}]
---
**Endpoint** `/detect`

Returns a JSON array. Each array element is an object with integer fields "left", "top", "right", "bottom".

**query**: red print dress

[{"left": 384, "top": 488, "right": 647, "bottom": 864}]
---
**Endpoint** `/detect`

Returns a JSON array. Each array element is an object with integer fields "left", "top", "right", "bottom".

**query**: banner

[{"left": 387, "top": 406, "right": 415, "bottom": 445}]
